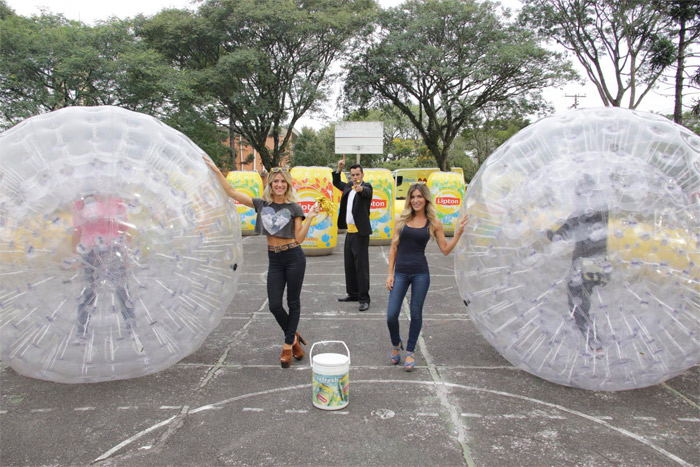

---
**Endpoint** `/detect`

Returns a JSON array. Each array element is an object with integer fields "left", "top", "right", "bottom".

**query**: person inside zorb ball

[
  {"left": 0, "top": 106, "right": 243, "bottom": 383},
  {"left": 455, "top": 107, "right": 700, "bottom": 391}
]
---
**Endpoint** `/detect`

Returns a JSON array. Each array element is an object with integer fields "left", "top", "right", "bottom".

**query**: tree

[
  {"left": 521, "top": 0, "right": 675, "bottom": 110},
  {"left": 140, "top": 0, "right": 376, "bottom": 171},
  {"left": 458, "top": 114, "right": 530, "bottom": 181},
  {"left": 658, "top": 0, "right": 700, "bottom": 124},
  {"left": 343, "top": 0, "right": 574, "bottom": 171},
  {"left": 0, "top": 9, "right": 177, "bottom": 129},
  {"left": 290, "top": 126, "right": 336, "bottom": 168}
]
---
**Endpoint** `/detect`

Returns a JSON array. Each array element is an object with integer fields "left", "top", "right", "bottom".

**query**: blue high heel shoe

[
  {"left": 404, "top": 351, "right": 415, "bottom": 372},
  {"left": 390, "top": 338, "right": 403, "bottom": 365}
]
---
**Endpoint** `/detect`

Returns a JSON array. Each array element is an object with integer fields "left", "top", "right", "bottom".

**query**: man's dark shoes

[
  {"left": 338, "top": 296, "right": 359, "bottom": 302},
  {"left": 359, "top": 302, "right": 370, "bottom": 312}
]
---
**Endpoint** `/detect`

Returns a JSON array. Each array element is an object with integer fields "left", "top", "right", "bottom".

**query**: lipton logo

[
  {"left": 435, "top": 197, "right": 460, "bottom": 206},
  {"left": 298, "top": 200, "right": 317, "bottom": 214},
  {"left": 371, "top": 199, "right": 387, "bottom": 209}
]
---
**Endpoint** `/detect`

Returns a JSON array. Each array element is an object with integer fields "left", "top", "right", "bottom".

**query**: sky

[{"left": 6, "top": 0, "right": 679, "bottom": 130}]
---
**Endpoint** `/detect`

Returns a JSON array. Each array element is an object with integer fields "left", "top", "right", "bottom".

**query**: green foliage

[
  {"left": 0, "top": 10, "right": 179, "bottom": 129},
  {"left": 457, "top": 115, "right": 530, "bottom": 182},
  {"left": 675, "top": 111, "right": 700, "bottom": 135},
  {"left": 140, "top": 0, "right": 377, "bottom": 171},
  {"left": 344, "top": 0, "right": 574, "bottom": 172},
  {"left": 290, "top": 126, "right": 336, "bottom": 168}
]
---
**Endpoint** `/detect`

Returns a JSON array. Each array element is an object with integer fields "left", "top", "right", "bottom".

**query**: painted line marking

[
  {"left": 597, "top": 416, "right": 613, "bottom": 420},
  {"left": 330, "top": 411, "right": 349, "bottom": 415},
  {"left": 633, "top": 416, "right": 657, "bottom": 421},
  {"left": 74, "top": 407, "right": 95, "bottom": 411},
  {"left": 98, "top": 381, "right": 694, "bottom": 467},
  {"left": 678, "top": 418, "right": 700, "bottom": 422},
  {"left": 94, "top": 415, "right": 178, "bottom": 462},
  {"left": 284, "top": 409, "right": 308, "bottom": 414},
  {"left": 192, "top": 404, "right": 222, "bottom": 412},
  {"left": 417, "top": 412, "right": 439, "bottom": 417},
  {"left": 159, "top": 406, "right": 182, "bottom": 410},
  {"left": 503, "top": 414, "right": 527, "bottom": 419},
  {"left": 242, "top": 407, "right": 264, "bottom": 412},
  {"left": 30, "top": 408, "right": 53, "bottom": 413},
  {"left": 542, "top": 415, "right": 567, "bottom": 419},
  {"left": 0, "top": 410, "right": 7, "bottom": 414},
  {"left": 117, "top": 406, "right": 135, "bottom": 410},
  {"left": 460, "top": 413, "right": 482, "bottom": 418}
]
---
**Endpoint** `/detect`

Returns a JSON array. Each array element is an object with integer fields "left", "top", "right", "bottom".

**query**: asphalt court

[{"left": 1, "top": 234, "right": 699, "bottom": 466}]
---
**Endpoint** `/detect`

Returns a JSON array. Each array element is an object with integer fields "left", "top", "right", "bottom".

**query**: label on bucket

[{"left": 312, "top": 372, "right": 349, "bottom": 409}]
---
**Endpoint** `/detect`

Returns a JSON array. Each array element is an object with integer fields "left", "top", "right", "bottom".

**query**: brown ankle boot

[
  {"left": 292, "top": 332, "right": 307, "bottom": 361},
  {"left": 280, "top": 345, "right": 293, "bottom": 368}
]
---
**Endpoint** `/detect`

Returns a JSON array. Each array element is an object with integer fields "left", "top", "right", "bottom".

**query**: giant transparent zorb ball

[
  {"left": 455, "top": 107, "right": 700, "bottom": 390},
  {"left": 0, "top": 106, "right": 243, "bottom": 383}
]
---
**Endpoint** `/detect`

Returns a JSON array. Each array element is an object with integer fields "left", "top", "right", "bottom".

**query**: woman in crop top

[
  {"left": 385, "top": 183, "right": 468, "bottom": 371},
  {"left": 204, "top": 157, "right": 319, "bottom": 368}
]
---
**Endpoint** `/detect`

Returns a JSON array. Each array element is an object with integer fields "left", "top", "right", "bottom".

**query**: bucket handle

[{"left": 309, "top": 340, "right": 350, "bottom": 365}]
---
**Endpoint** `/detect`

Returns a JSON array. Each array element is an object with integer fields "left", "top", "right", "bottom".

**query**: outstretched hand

[
  {"left": 202, "top": 155, "right": 222, "bottom": 175},
  {"left": 455, "top": 214, "right": 469, "bottom": 236}
]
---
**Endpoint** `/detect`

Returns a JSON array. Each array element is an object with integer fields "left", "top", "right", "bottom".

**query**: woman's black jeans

[{"left": 267, "top": 246, "right": 306, "bottom": 345}]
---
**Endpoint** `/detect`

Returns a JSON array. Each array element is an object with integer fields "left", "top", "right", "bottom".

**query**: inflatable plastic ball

[
  {"left": 0, "top": 106, "right": 243, "bottom": 383},
  {"left": 455, "top": 107, "right": 700, "bottom": 390}
]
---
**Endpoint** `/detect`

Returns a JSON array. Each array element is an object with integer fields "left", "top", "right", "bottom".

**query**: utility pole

[{"left": 565, "top": 94, "right": 586, "bottom": 109}]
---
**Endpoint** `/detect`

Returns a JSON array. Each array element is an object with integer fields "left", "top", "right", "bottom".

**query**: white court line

[
  {"left": 242, "top": 407, "right": 264, "bottom": 412},
  {"left": 94, "top": 415, "right": 178, "bottom": 462},
  {"left": 159, "top": 406, "right": 182, "bottom": 410},
  {"left": 0, "top": 410, "right": 7, "bottom": 414},
  {"left": 461, "top": 413, "right": 482, "bottom": 418},
  {"left": 95, "top": 381, "right": 694, "bottom": 466},
  {"left": 30, "top": 408, "right": 53, "bottom": 413},
  {"left": 633, "top": 416, "right": 657, "bottom": 421},
  {"left": 74, "top": 407, "right": 95, "bottom": 411},
  {"left": 678, "top": 418, "right": 700, "bottom": 422},
  {"left": 284, "top": 409, "right": 308, "bottom": 414},
  {"left": 417, "top": 412, "right": 439, "bottom": 417}
]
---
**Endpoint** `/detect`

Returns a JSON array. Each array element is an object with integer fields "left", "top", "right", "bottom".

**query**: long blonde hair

[
  {"left": 262, "top": 169, "right": 298, "bottom": 204},
  {"left": 395, "top": 183, "right": 438, "bottom": 243}
]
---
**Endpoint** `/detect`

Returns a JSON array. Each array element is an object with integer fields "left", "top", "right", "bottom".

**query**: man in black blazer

[{"left": 333, "top": 156, "right": 373, "bottom": 311}]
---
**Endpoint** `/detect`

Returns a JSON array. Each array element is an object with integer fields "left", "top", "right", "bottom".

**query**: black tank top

[{"left": 395, "top": 222, "right": 430, "bottom": 274}]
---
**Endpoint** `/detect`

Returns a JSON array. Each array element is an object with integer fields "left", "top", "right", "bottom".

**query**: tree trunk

[
  {"left": 674, "top": 16, "right": 687, "bottom": 124},
  {"left": 228, "top": 109, "right": 237, "bottom": 170}
]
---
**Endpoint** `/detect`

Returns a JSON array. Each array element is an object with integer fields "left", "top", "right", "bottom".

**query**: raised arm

[
  {"left": 332, "top": 155, "right": 347, "bottom": 191},
  {"left": 294, "top": 203, "right": 320, "bottom": 244},
  {"left": 435, "top": 214, "right": 468, "bottom": 256},
  {"left": 202, "top": 156, "right": 254, "bottom": 208}
]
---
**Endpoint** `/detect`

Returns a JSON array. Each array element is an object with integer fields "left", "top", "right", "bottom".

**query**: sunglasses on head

[{"left": 270, "top": 167, "right": 289, "bottom": 173}]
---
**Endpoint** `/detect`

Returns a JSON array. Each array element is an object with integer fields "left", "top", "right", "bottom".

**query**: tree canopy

[
  {"left": 0, "top": 6, "right": 176, "bottom": 129},
  {"left": 343, "top": 0, "right": 575, "bottom": 171},
  {"left": 140, "top": 0, "right": 377, "bottom": 171},
  {"left": 521, "top": 0, "right": 676, "bottom": 110}
]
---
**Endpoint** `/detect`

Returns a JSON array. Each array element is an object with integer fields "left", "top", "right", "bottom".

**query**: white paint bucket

[{"left": 310, "top": 341, "right": 350, "bottom": 410}]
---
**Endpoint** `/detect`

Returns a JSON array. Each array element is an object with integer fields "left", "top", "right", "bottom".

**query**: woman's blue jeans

[
  {"left": 267, "top": 246, "right": 306, "bottom": 345},
  {"left": 386, "top": 272, "right": 430, "bottom": 352}
]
